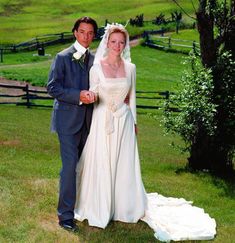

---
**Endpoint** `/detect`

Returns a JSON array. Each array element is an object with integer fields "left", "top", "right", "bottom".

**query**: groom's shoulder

[{"left": 57, "top": 45, "right": 74, "bottom": 57}]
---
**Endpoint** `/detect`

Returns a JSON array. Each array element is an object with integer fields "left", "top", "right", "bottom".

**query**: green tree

[
  {"left": 171, "top": 11, "right": 182, "bottom": 34},
  {"left": 165, "top": 0, "right": 235, "bottom": 175}
]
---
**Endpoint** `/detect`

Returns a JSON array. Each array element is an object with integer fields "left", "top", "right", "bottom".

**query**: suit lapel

[{"left": 68, "top": 45, "right": 76, "bottom": 56}]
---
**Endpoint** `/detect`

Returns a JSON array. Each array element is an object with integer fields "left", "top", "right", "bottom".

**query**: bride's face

[{"left": 107, "top": 32, "right": 126, "bottom": 57}]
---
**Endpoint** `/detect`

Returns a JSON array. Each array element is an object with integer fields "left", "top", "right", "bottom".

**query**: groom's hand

[
  {"left": 80, "top": 90, "right": 96, "bottom": 104},
  {"left": 135, "top": 124, "right": 138, "bottom": 135}
]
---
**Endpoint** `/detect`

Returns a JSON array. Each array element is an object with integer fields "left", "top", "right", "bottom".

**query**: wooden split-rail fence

[
  {"left": 0, "top": 82, "right": 178, "bottom": 111},
  {"left": 0, "top": 83, "right": 53, "bottom": 108}
]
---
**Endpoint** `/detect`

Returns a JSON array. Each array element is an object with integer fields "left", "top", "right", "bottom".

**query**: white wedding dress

[{"left": 74, "top": 61, "right": 216, "bottom": 242}]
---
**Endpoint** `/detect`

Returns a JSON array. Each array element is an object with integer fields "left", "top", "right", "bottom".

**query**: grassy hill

[{"left": 0, "top": 0, "right": 197, "bottom": 44}]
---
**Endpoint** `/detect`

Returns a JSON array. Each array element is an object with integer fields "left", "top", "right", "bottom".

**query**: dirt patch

[
  {"left": 0, "top": 77, "right": 46, "bottom": 93},
  {"left": 40, "top": 214, "right": 82, "bottom": 242},
  {"left": 0, "top": 1, "right": 31, "bottom": 17},
  {"left": 0, "top": 139, "right": 20, "bottom": 146},
  {"left": 40, "top": 214, "right": 60, "bottom": 232},
  {"left": 130, "top": 38, "right": 140, "bottom": 47},
  {"left": 0, "top": 77, "right": 47, "bottom": 103}
]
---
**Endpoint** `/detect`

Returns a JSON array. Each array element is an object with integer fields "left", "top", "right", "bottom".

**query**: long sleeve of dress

[
  {"left": 89, "top": 65, "right": 100, "bottom": 94},
  {"left": 129, "top": 64, "right": 137, "bottom": 124}
]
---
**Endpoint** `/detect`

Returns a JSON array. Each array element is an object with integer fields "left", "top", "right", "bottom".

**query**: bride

[{"left": 74, "top": 23, "right": 216, "bottom": 242}]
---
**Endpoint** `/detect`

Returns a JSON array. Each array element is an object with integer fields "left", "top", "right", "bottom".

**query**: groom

[{"left": 47, "top": 17, "right": 98, "bottom": 231}]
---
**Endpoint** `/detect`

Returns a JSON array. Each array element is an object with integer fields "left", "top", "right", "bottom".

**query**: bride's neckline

[{"left": 100, "top": 60, "right": 126, "bottom": 79}]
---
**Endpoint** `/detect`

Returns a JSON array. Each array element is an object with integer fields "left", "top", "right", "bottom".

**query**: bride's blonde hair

[
  {"left": 94, "top": 23, "right": 131, "bottom": 63},
  {"left": 108, "top": 27, "right": 128, "bottom": 43}
]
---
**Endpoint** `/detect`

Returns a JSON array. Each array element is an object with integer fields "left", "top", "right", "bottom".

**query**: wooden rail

[
  {"left": 0, "top": 83, "right": 53, "bottom": 108},
  {"left": 0, "top": 82, "right": 178, "bottom": 111},
  {"left": 143, "top": 33, "right": 200, "bottom": 54}
]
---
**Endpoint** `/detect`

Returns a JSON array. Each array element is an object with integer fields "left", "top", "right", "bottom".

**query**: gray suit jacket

[{"left": 47, "top": 45, "right": 94, "bottom": 135}]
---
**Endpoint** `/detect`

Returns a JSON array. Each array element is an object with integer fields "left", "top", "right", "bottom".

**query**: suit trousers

[{"left": 57, "top": 122, "right": 89, "bottom": 222}]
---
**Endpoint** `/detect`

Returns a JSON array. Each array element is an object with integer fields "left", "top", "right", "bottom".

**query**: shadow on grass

[
  {"left": 175, "top": 165, "right": 235, "bottom": 199},
  {"left": 74, "top": 219, "right": 207, "bottom": 243},
  {"left": 211, "top": 175, "right": 235, "bottom": 199},
  {"left": 75, "top": 220, "right": 156, "bottom": 243}
]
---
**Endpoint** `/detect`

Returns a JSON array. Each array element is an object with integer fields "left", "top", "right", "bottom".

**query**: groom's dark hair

[{"left": 72, "top": 16, "right": 98, "bottom": 35}]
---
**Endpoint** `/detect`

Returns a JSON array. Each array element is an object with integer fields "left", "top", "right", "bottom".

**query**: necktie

[{"left": 84, "top": 50, "right": 89, "bottom": 67}]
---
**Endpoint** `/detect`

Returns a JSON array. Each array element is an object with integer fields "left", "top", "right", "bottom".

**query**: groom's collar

[{"left": 74, "top": 40, "right": 89, "bottom": 54}]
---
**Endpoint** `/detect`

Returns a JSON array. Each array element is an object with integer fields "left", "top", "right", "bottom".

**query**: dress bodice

[
  {"left": 98, "top": 77, "right": 130, "bottom": 112},
  {"left": 89, "top": 61, "right": 137, "bottom": 132},
  {"left": 95, "top": 76, "right": 131, "bottom": 134}
]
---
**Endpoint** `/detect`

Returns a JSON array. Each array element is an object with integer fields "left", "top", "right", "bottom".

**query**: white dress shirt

[{"left": 74, "top": 40, "right": 88, "bottom": 54}]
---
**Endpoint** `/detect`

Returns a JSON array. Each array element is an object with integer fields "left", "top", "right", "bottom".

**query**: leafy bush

[
  {"left": 163, "top": 54, "right": 217, "bottom": 152},
  {"left": 212, "top": 52, "right": 235, "bottom": 163},
  {"left": 163, "top": 51, "right": 235, "bottom": 172}
]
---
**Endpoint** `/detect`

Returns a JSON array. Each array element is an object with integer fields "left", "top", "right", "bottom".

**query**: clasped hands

[{"left": 80, "top": 90, "right": 97, "bottom": 104}]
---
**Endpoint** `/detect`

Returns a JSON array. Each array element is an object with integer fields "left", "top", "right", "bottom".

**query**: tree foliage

[
  {"left": 164, "top": 0, "right": 235, "bottom": 175},
  {"left": 164, "top": 55, "right": 217, "bottom": 150}
]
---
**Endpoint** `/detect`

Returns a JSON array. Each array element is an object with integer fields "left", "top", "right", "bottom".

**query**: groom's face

[{"left": 74, "top": 23, "right": 95, "bottom": 48}]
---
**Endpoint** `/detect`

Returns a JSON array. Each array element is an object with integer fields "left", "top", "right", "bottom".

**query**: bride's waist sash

[{"left": 105, "top": 102, "right": 129, "bottom": 135}]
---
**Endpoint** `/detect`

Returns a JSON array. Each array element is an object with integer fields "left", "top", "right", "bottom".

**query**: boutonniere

[{"left": 72, "top": 51, "right": 86, "bottom": 69}]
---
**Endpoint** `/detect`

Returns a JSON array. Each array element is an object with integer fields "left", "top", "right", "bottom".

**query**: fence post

[
  {"left": 164, "top": 91, "right": 170, "bottom": 112},
  {"left": 165, "top": 91, "right": 170, "bottom": 100},
  {"left": 25, "top": 84, "right": 30, "bottom": 108},
  {"left": 12, "top": 45, "right": 16, "bottom": 52},
  {"left": 143, "top": 31, "right": 150, "bottom": 43},
  {"left": 0, "top": 49, "right": 3, "bottom": 63},
  {"left": 60, "top": 33, "right": 64, "bottom": 43},
  {"left": 168, "top": 37, "right": 171, "bottom": 48},
  {"left": 193, "top": 41, "right": 196, "bottom": 54}
]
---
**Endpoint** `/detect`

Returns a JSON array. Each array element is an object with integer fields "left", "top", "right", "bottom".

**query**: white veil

[{"left": 94, "top": 23, "right": 131, "bottom": 64}]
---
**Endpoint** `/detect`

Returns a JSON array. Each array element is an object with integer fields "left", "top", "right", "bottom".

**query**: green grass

[
  {"left": 0, "top": 40, "right": 100, "bottom": 66},
  {"left": 0, "top": 106, "right": 234, "bottom": 242},
  {"left": 0, "top": 0, "right": 198, "bottom": 44},
  {"left": 134, "top": 45, "right": 186, "bottom": 91},
  {"left": 167, "top": 28, "right": 200, "bottom": 42},
  {"left": 0, "top": 61, "right": 51, "bottom": 86}
]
